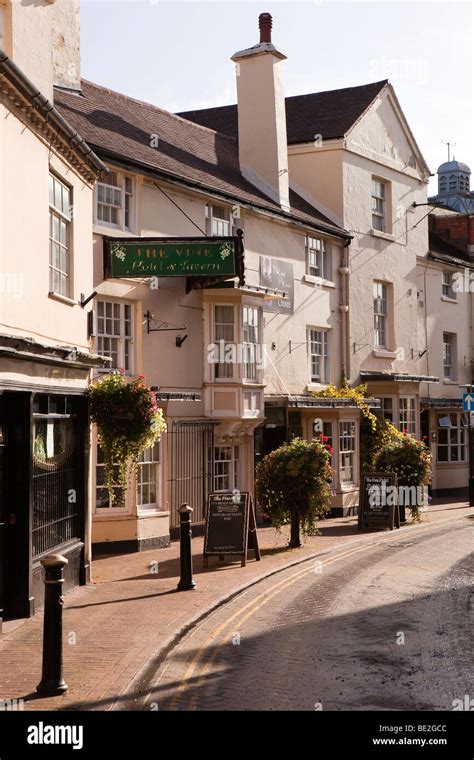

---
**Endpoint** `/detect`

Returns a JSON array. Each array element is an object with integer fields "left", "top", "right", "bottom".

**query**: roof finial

[{"left": 259, "top": 12, "right": 272, "bottom": 44}]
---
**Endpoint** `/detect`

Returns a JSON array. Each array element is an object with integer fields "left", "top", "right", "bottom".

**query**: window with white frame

[
  {"left": 339, "top": 421, "right": 356, "bottom": 484},
  {"left": 96, "top": 172, "right": 134, "bottom": 230},
  {"left": 242, "top": 306, "right": 260, "bottom": 380},
  {"left": 373, "top": 281, "right": 388, "bottom": 348},
  {"left": 437, "top": 412, "right": 467, "bottom": 463},
  {"left": 96, "top": 300, "right": 134, "bottom": 373},
  {"left": 206, "top": 204, "right": 231, "bottom": 236},
  {"left": 137, "top": 442, "right": 161, "bottom": 511},
  {"left": 307, "top": 236, "right": 331, "bottom": 280},
  {"left": 308, "top": 329, "right": 329, "bottom": 384},
  {"left": 371, "top": 178, "right": 387, "bottom": 232},
  {"left": 399, "top": 397, "right": 416, "bottom": 435},
  {"left": 442, "top": 272, "right": 455, "bottom": 299},
  {"left": 95, "top": 443, "right": 126, "bottom": 510},
  {"left": 443, "top": 333, "right": 455, "bottom": 380},
  {"left": 377, "top": 397, "right": 394, "bottom": 423},
  {"left": 213, "top": 445, "right": 240, "bottom": 492},
  {"left": 49, "top": 173, "right": 72, "bottom": 297},
  {"left": 213, "top": 305, "right": 235, "bottom": 379}
]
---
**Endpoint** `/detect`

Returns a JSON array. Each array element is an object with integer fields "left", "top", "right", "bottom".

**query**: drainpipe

[{"left": 339, "top": 240, "right": 351, "bottom": 383}]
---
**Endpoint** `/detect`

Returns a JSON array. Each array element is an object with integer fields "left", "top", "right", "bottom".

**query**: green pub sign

[{"left": 104, "top": 236, "right": 241, "bottom": 279}]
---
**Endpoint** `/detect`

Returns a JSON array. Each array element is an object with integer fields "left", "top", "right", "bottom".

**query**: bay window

[{"left": 242, "top": 306, "right": 260, "bottom": 380}]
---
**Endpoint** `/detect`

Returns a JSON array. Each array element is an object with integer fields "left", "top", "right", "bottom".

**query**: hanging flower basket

[{"left": 88, "top": 371, "right": 167, "bottom": 502}]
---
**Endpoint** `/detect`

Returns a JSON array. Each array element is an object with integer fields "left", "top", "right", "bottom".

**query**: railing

[{"left": 167, "top": 419, "right": 219, "bottom": 528}]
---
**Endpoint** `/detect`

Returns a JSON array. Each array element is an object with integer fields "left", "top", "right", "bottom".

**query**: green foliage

[
  {"left": 313, "top": 381, "right": 405, "bottom": 470},
  {"left": 255, "top": 437, "right": 333, "bottom": 535},
  {"left": 375, "top": 435, "right": 432, "bottom": 521},
  {"left": 88, "top": 371, "right": 167, "bottom": 502}
]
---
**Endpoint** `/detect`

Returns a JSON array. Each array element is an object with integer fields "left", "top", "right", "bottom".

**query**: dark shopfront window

[{"left": 32, "top": 395, "right": 79, "bottom": 557}]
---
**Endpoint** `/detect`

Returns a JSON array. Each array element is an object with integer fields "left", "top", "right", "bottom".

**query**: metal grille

[
  {"left": 167, "top": 419, "right": 219, "bottom": 527},
  {"left": 32, "top": 416, "right": 79, "bottom": 557}
]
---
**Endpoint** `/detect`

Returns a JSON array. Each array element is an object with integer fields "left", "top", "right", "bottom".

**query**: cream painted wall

[
  {"left": 288, "top": 143, "right": 344, "bottom": 223},
  {"left": 0, "top": 100, "right": 94, "bottom": 353},
  {"left": 0, "top": 0, "right": 81, "bottom": 100},
  {"left": 242, "top": 210, "right": 344, "bottom": 394},
  {"left": 232, "top": 47, "right": 290, "bottom": 209},
  {"left": 417, "top": 259, "right": 472, "bottom": 398},
  {"left": 287, "top": 89, "right": 431, "bottom": 386}
]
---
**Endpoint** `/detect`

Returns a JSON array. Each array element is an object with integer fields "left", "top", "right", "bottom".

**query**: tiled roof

[
  {"left": 179, "top": 80, "right": 389, "bottom": 144},
  {"left": 54, "top": 80, "right": 348, "bottom": 237},
  {"left": 429, "top": 231, "right": 472, "bottom": 266}
]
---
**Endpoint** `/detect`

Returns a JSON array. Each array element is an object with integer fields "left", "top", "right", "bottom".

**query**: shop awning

[
  {"left": 420, "top": 398, "right": 463, "bottom": 409},
  {"left": 360, "top": 371, "right": 439, "bottom": 383}
]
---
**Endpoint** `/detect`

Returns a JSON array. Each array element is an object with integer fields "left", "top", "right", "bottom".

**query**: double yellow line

[{"left": 152, "top": 514, "right": 465, "bottom": 710}]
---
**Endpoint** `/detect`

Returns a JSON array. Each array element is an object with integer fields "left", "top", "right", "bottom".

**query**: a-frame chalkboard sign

[
  {"left": 203, "top": 492, "right": 261, "bottom": 568},
  {"left": 358, "top": 472, "right": 401, "bottom": 530}
]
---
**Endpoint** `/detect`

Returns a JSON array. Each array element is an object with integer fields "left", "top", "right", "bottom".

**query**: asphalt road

[{"left": 143, "top": 517, "right": 473, "bottom": 711}]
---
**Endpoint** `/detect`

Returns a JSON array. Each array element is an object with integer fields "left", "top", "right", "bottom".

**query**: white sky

[{"left": 81, "top": 1, "right": 473, "bottom": 195}]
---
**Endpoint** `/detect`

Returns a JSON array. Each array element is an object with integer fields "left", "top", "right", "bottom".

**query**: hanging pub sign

[
  {"left": 104, "top": 235, "right": 243, "bottom": 279},
  {"left": 203, "top": 491, "right": 261, "bottom": 568},
  {"left": 358, "top": 472, "right": 401, "bottom": 531}
]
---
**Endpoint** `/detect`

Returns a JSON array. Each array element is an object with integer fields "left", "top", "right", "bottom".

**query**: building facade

[{"left": 0, "top": 0, "right": 108, "bottom": 623}]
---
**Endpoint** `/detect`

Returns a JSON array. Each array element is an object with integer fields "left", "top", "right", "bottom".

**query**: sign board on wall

[
  {"left": 104, "top": 236, "right": 241, "bottom": 278},
  {"left": 260, "top": 256, "right": 294, "bottom": 314}
]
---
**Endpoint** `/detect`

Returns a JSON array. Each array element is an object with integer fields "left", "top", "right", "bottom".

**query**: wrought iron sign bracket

[{"left": 144, "top": 310, "right": 187, "bottom": 334}]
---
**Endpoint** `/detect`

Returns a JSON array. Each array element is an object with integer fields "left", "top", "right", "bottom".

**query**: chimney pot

[{"left": 259, "top": 12, "right": 272, "bottom": 44}]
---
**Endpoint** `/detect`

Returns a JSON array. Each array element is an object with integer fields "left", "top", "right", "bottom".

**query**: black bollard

[
  {"left": 177, "top": 504, "right": 196, "bottom": 591},
  {"left": 36, "top": 554, "right": 68, "bottom": 695},
  {"left": 289, "top": 506, "right": 302, "bottom": 548}
]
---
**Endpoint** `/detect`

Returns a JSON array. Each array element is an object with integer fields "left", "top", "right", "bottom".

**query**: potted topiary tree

[{"left": 255, "top": 436, "right": 333, "bottom": 546}]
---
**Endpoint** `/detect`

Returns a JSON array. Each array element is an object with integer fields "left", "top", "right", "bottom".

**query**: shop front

[
  {"left": 0, "top": 337, "right": 107, "bottom": 624},
  {"left": 260, "top": 396, "right": 364, "bottom": 516}
]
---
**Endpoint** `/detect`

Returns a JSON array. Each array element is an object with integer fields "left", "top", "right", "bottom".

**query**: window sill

[
  {"left": 306, "top": 382, "right": 329, "bottom": 392},
  {"left": 436, "top": 461, "right": 467, "bottom": 467},
  {"left": 93, "top": 510, "right": 133, "bottom": 520},
  {"left": 442, "top": 379, "right": 458, "bottom": 384},
  {"left": 137, "top": 510, "right": 170, "bottom": 518},
  {"left": 371, "top": 229, "right": 395, "bottom": 242},
  {"left": 372, "top": 349, "right": 397, "bottom": 359},
  {"left": 93, "top": 224, "right": 136, "bottom": 237},
  {"left": 441, "top": 295, "right": 457, "bottom": 304},
  {"left": 303, "top": 274, "right": 335, "bottom": 288},
  {"left": 48, "top": 291, "right": 76, "bottom": 307}
]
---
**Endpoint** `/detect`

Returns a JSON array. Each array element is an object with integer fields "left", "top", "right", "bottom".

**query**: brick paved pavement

[{"left": 0, "top": 500, "right": 470, "bottom": 711}]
